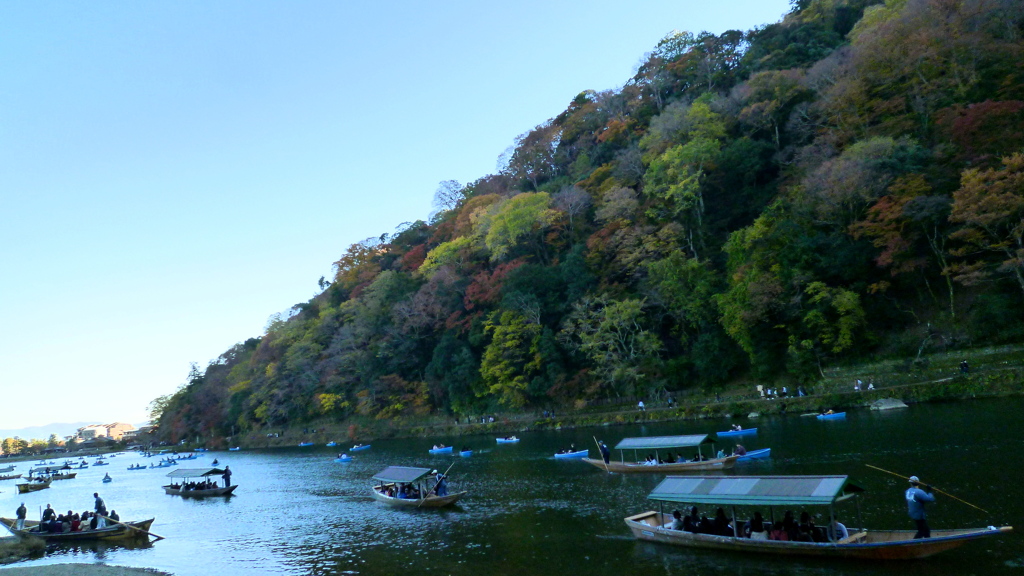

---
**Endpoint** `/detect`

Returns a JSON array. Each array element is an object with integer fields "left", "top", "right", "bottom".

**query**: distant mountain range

[{"left": 0, "top": 422, "right": 99, "bottom": 441}]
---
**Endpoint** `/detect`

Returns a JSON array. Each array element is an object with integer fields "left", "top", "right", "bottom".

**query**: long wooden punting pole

[
  {"left": 593, "top": 436, "right": 610, "bottom": 473},
  {"left": 865, "top": 464, "right": 990, "bottom": 514}
]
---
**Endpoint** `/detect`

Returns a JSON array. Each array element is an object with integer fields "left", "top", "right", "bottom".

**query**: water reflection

[{"left": 1, "top": 397, "right": 1018, "bottom": 575}]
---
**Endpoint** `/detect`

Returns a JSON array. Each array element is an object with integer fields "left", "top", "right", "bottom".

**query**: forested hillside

[{"left": 153, "top": 0, "right": 1024, "bottom": 442}]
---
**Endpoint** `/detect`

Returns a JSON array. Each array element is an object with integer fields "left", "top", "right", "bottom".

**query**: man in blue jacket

[{"left": 905, "top": 475, "right": 936, "bottom": 538}]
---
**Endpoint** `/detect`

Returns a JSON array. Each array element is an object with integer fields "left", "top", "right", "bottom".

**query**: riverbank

[
  {"left": 0, "top": 564, "right": 170, "bottom": 575},
  {"left": 175, "top": 344, "right": 1024, "bottom": 450}
]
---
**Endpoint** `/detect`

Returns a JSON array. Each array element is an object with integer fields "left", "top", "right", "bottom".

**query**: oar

[
  {"left": 98, "top": 515, "right": 166, "bottom": 541},
  {"left": 864, "top": 464, "right": 990, "bottom": 514},
  {"left": 593, "top": 436, "right": 610, "bottom": 473}
]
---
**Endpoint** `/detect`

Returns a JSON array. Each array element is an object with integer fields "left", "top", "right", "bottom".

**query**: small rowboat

[
  {"left": 735, "top": 448, "right": 771, "bottom": 463},
  {"left": 371, "top": 466, "right": 466, "bottom": 508},
  {"left": 93, "top": 460, "right": 109, "bottom": 466},
  {"left": 351, "top": 444, "right": 371, "bottom": 451},
  {"left": 0, "top": 517, "right": 156, "bottom": 543},
  {"left": 554, "top": 449, "right": 589, "bottom": 459},
  {"left": 459, "top": 450, "right": 473, "bottom": 457},
  {"left": 298, "top": 442, "right": 315, "bottom": 447},
  {"left": 584, "top": 434, "right": 738, "bottom": 474},
  {"left": 334, "top": 456, "right": 352, "bottom": 463},
  {"left": 102, "top": 475, "right": 112, "bottom": 483},
  {"left": 626, "top": 474, "right": 1012, "bottom": 560},
  {"left": 818, "top": 412, "right": 847, "bottom": 420},
  {"left": 50, "top": 472, "right": 77, "bottom": 481},
  {"left": 326, "top": 442, "right": 337, "bottom": 447},
  {"left": 163, "top": 467, "right": 236, "bottom": 497},
  {"left": 496, "top": 437, "right": 519, "bottom": 444},
  {"left": 0, "top": 466, "right": 14, "bottom": 474},
  {"left": 16, "top": 479, "right": 51, "bottom": 493},
  {"left": 429, "top": 445, "right": 453, "bottom": 455},
  {"left": 229, "top": 447, "right": 241, "bottom": 451},
  {"left": 717, "top": 428, "right": 757, "bottom": 437},
  {"left": 127, "top": 465, "right": 146, "bottom": 470},
  {"left": 0, "top": 474, "right": 22, "bottom": 481}
]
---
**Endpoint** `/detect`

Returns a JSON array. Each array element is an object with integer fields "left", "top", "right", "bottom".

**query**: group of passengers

[
  {"left": 664, "top": 507, "right": 848, "bottom": 542},
  {"left": 168, "top": 479, "right": 219, "bottom": 491},
  {"left": 382, "top": 483, "right": 423, "bottom": 499},
  {"left": 30, "top": 505, "right": 119, "bottom": 534}
]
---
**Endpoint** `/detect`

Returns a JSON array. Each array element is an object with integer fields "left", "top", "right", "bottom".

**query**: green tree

[{"left": 480, "top": 311, "right": 543, "bottom": 408}]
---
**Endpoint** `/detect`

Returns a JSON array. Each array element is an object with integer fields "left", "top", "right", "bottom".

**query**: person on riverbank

[
  {"left": 15, "top": 503, "right": 26, "bottom": 530},
  {"left": 637, "top": 400, "right": 645, "bottom": 412},
  {"left": 906, "top": 476, "right": 936, "bottom": 538}
]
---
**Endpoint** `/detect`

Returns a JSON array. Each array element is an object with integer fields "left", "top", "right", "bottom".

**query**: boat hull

[
  {"left": 428, "top": 446, "right": 453, "bottom": 454},
  {"left": 735, "top": 448, "right": 771, "bottom": 462},
  {"left": 496, "top": 438, "right": 519, "bottom": 444},
  {"left": 818, "top": 412, "right": 846, "bottom": 420},
  {"left": 554, "top": 450, "right": 589, "bottom": 459},
  {"left": 0, "top": 474, "right": 22, "bottom": 481},
  {"left": 351, "top": 445, "right": 371, "bottom": 451},
  {"left": 583, "top": 456, "right": 738, "bottom": 473},
  {"left": 163, "top": 484, "right": 237, "bottom": 497},
  {"left": 334, "top": 457, "right": 352, "bottom": 463},
  {"left": 0, "top": 517, "right": 154, "bottom": 542},
  {"left": 371, "top": 486, "right": 466, "bottom": 508},
  {"left": 459, "top": 451, "right": 473, "bottom": 457},
  {"left": 717, "top": 428, "right": 757, "bottom": 437},
  {"left": 16, "top": 480, "right": 51, "bottom": 493},
  {"left": 625, "top": 511, "right": 1011, "bottom": 560}
]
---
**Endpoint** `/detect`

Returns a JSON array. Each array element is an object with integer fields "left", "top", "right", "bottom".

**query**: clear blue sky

[{"left": 0, "top": 0, "right": 791, "bottom": 432}]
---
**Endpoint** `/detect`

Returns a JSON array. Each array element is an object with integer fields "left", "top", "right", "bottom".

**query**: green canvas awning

[
  {"left": 372, "top": 466, "right": 434, "bottom": 484},
  {"left": 165, "top": 467, "right": 226, "bottom": 478},
  {"left": 614, "top": 435, "right": 713, "bottom": 451},
  {"left": 648, "top": 475, "right": 854, "bottom": 507}
]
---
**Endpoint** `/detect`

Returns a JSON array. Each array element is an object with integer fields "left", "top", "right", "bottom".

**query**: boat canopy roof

[
  {"left": 614, "top": 434, "right": 713, "bottom": 451},
  {"left": 372, "top": 466, "right": 434, "bottom": 484},
  {"left": 648, "top": 475, "right": 863, "bottom": 507},
  {"left": 165, "top": 467, "right": 226, "bottom": 478}
]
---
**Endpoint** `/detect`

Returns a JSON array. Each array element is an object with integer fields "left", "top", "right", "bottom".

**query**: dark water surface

[{"left": 2, "top": 397, "right": 1021, "bottom": 575}]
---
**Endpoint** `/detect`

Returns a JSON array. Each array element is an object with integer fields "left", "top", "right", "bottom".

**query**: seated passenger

[
  {"left": 667, "top": 510, "right": 684, "bottom": 530},
  {"left": 796, "top": 511, "right": 816, "bottom": 542},
  {"left": 712, "top": 507, "right": 733, "bottom": 536},
  {"left": 682, "top": 507, "right": 701, "bottom": 533},
  {"left": 716, "top": 449, "right": 726, "bottom": 459},
  {"left": 828, "top": 515, "right": 849, "bottom": 541},
  {"left": 745, "top": 511, "right": 768, "bottom": 540}
]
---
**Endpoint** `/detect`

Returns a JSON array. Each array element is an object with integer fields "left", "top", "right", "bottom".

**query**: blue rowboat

[
  {"left": 351, "top": 444, "right": 371, "bottom": 451},
  {"left": 326, "top": 442, "right": 337, "bottom": 447},
  {"left": 429, "top": 446, "right": 453, "bottom": 455},
  {"left": 496, "top": 437, "right": 520, "bottom": 444},
  {"left": 334, "top": 456, "right": 352, "bottom": 463},
  {"left": 298, "top": 442, "right": 314, "bottom": 447},
  {"left": 554, "top": 449, "right": 589, "bottom": 459},
  {"left": 459, "top": 450, "right": 473, "bottom": 457},
  {"left": 817, "top": 412, "right": 846, "bottom": 420},
  {"left": 228, "top": 447, "right": 240, "bottom": 451},
  {"left": 717, "top": 428, "right": 757, "bottom": 437},
  {"left": 736, "top": 448, "right": 771, "bottom": 462}
]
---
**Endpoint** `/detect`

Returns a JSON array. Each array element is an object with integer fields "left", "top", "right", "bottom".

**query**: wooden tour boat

[
  {"left": 370, "top": 466, "right": 466, "bottom": 508},
  {"left": 163, "top": 467, "right": 237, "bottom": 497},
  {"left": 0, "top": 465, "right": 15, "bottom": 474},
  {"left": 625, "top": 474, "right": 1012, "bottom": 560},
  {"left": 16, "top": 478, "right": 51, "bottom": 493},
  {"left": 0, "top": 517, "right": 156, "bottom": 543},
  {"left": 0, "top": 473, "right": 22, "bottom": 481},
  {"left": 584, "top": 435, "right": 738, "bottom": 474}
]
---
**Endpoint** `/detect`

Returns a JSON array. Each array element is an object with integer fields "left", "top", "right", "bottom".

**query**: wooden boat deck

[
  {"left": 163, "top": 484, "right": 237, "bottom": 497},
  {"left": 0, "top": 517, "right": 155, "bottom": 542},
  {"left": 371, "top": 484, "right": 466, "bottom": 508}
]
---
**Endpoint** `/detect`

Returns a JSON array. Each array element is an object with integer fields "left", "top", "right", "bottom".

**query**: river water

[{"left": 2, "top": 397, "right": 1021, "bottom": 575}]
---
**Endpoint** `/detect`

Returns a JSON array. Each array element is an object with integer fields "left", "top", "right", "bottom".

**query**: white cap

[{"left": 908, "top": 476, "right": 919, "bottom": 484}]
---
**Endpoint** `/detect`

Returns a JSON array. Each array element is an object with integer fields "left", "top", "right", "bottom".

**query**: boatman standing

[
  {"left": 93, "top": 493, "right": 106, "bottom": 528},
  {"left": 905, "top": 475, "right": 936, "bottom": 538},
  {"left": 222, "top": 466, "right": 232, "bottom": 488},
  {"left": 599, "top": 441, "right": 611, "bottom": 464}
]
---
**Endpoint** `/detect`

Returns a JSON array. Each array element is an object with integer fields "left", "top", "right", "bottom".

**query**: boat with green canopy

[
  {"left": 625, "top": 474, "right": 1012, "bottom": 560},
  {"left": 370, "top": 466, "right": 466, "bottom": 508},
  {"left": 163, "top": 467, "right": 236, "bottom": 497},
  {"left": 583, "top": 434, "right": 738, "bottom": 473}
]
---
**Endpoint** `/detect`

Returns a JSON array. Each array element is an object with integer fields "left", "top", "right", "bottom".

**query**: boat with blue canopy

[
  {"left": 370, "top": 466, "right": 466, "bottom": 508},
  {"left": 583, "top": 435, "right": 737, "bottom": 473},
  {"left": 625, "top": 474, "right": 1012, "bottom": 560}
]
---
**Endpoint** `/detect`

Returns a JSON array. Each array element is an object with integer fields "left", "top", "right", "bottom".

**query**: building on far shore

[{"left": 76, "top": 422, "right": 136, "bottom": 442}]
